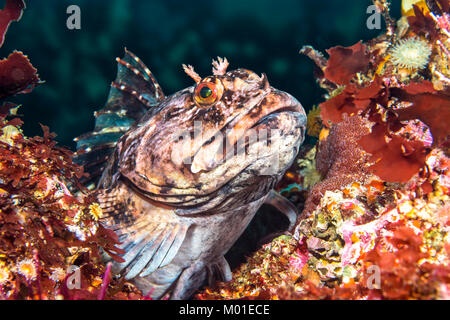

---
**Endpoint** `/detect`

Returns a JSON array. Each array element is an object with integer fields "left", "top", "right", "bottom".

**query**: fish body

[{"left": 75, "top": 50, "right": 306, "bottom": 299}]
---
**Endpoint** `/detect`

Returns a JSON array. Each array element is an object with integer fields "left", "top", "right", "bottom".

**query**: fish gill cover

[{"left": 0, "top": 0, "right": 448, "bottom": 300}]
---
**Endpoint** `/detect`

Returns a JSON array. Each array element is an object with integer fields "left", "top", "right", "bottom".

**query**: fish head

[{"left": 115, "top": 58, "right": 306, "bottom": 212}]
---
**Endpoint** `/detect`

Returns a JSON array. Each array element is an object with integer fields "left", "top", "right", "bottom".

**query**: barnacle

[
  {"left": 16, "top": 258, "right": 37, "bottom": 281},
  {"left": 89, "top": 203, "right": 103, "bottom": 221},
  {"left": 49, "top": 267, "right": 66, "bottom": 283},
  {"left": 389, "top": 37, "right": 432, "bottom": 70}
]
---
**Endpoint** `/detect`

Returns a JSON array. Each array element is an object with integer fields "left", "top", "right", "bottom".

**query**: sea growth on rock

[{"left": 198, "top": 155, "right": 450, "bottom": 299}]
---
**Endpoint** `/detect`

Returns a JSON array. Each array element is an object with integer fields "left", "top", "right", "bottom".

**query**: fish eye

[
  {"left": 194, "top": 81, "right": 221, "bottom": 106},
  {"left": 200, "top": 86, "right": 212, "bottom": 99}
]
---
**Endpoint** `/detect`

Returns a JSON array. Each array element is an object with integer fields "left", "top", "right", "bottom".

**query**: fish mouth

[{"left": 251, "top": 105, "right": 304, "bottom": 129}]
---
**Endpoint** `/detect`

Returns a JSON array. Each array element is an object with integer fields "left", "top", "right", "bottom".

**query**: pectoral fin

[
  {"left": 116, "top": 221, "right": 189, "bottom": 280},
  {"left": 97, "top": 185, "right": 191, "bottom": 280},
  {"left": 207, "top": 256, "right": 232, "bottom": 286},
  {"left": 264, "top": 190, "right": 298, "bottom": 231},
  {"left": 171, "top": 260, "right": 207, "bottom": 300}
]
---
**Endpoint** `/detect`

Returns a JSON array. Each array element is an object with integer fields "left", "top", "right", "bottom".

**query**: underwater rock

[{"left": 197, "top": 151, "right": 450, "bottom": 299}]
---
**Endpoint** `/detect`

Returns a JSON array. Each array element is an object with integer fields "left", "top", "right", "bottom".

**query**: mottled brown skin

[{"left": 96, "top": 61, "right": 307, "bottom": 299}]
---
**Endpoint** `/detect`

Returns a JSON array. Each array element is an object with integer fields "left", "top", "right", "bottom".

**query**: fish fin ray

[
  {"left": 141, "top": 224, "right": 189, "bottom": 276},
  {"left": 115, "top": 222, "right": 188, "bottom": 279},
  {"left": 74, "top": 48, "right": 164, "bottom": 186}
]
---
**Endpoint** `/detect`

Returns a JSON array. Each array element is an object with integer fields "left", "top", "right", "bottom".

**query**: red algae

[
  {"left": 323, "top": 42, "right": 370, "bottom": 86},
  {"left": 0, "top": 0, "right": 25, "bottom": 47},
  {"left": 0, "top": 105, "right": 143, "bottom": 300}
]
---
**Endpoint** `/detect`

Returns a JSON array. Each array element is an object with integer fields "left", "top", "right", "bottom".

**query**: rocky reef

[
  {"left": 197, "top": 0, "right": 450, "bottom": 300},
  {"left": 0, "top": 107, "right": 142, "bottom": 299},
  {"left": 198, "top": 159, "right": 449, "bottom": 299}
]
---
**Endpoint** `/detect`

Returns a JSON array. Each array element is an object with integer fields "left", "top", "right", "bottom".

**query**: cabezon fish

[{"left": 74, "top": 50, "right": 306, "bottom": 299}]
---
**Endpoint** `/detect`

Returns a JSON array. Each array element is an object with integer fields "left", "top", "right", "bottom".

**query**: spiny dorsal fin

[{"left": 74, "top": 49, "right": 165, "bottom": 187}]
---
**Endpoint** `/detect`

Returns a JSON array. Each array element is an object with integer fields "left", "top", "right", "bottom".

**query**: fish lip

[
  {"left": 250, "top": 105, "right": 304, "bottom": 129},
  {"left": 225, "top": 89, "right": 304, "bottom": 134}
]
